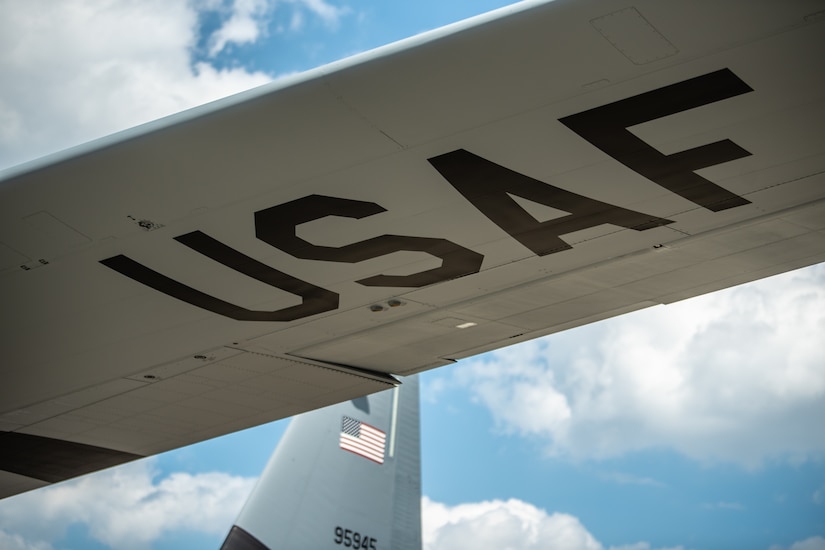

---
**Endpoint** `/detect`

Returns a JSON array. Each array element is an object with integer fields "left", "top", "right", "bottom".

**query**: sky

[{"left": 0, "top": 1, "right": 824, "bottom": 549}]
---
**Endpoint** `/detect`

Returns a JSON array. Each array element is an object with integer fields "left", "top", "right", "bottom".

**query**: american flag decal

[{"left": 340, "top": 416, "right": 386, "bottom": 464}]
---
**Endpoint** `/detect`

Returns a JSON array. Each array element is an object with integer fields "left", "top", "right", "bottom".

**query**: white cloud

[
  {"left": 275, "top": 0, "right": 350, "bottom": 33},
  {"left": 770, "top": 536, "right": 825, "bottom": 550},
  {"left": 422, "top": 497, "right": 682, "bottom": 550},
  {"left": 813, "top": 484, "right": 825, "bottom": 505},
  {"left": 422, "top": 497, "right": 602, "bottom": 550},
  {"left": 0, "top": 0, "right": 360, "bottom": 170},
  {"left": 0, "top": 530, "right": 52, "bottom": 550},
  {"left": 294, "top": 0, "right": 350, "bottom": 27},
  {"left": 208, "top": 0, "right": 272, "bottom": 56},
  {"left": 597, "top": 471, "right": 665, "bottom": 488},
  {"left": 0, "top": 0, "right": 272, "bottom": 170},
  {"left": 609, "top": 545, "right": 685, "bottom": 550},
  {"left": 0, "top": 460, "right": 256, "bottom": 550},
  {"left": 435, "top": 264, "right": 825, "bottom": 468}
]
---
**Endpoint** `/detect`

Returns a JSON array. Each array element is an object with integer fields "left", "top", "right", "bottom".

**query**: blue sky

[{"left": 1, "top": 1, "right": 824, "bottom": 549}]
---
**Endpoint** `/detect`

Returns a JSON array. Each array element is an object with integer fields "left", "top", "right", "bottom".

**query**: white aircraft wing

[{"left": 2, "top": 0, "right": 824, "bottom": 498}]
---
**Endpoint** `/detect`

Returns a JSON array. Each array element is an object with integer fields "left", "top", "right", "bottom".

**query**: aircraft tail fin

[{"left": 220, "top": 375, "right": 421, "bottom": 550}]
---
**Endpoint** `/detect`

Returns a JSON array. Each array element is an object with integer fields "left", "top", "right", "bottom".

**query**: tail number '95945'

[{"left": 335, "top": 526, "right": 376, "bottom": 549}]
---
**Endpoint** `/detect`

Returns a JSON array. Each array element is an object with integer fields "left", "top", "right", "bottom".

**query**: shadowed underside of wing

[{"left": 1, "top": 0, "right": 824, "bottom": 498}]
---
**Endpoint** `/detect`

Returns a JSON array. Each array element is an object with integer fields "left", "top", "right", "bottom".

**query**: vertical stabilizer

[{"left": 221, "top": 376, "right": 421, "bottom": 550}]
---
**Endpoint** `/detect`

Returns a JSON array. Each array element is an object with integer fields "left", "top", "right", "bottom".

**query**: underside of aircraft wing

[{"left": 1, "top": 0, "right": 824, "bottom": 498}]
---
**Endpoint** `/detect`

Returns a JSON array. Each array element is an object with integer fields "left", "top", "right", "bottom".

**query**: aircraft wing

[{"left": 2, "top": 0, "right": 824, "bottom": 498}]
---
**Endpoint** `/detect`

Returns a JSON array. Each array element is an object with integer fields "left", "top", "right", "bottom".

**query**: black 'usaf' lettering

[
  {"left": 428, "top": 149, "right": 674, "bottom": 257},
  {"left": 254, "top": 194, "right": 483, "bottom": 287},
  {"left": 101, "top": 232, "right": 339, "bottom": 322},
  {"left": 559, "top": 68, "right": 753, "bottom": 212},
  {"left": 101, "top": 69, "right": 753, "bottom": 322}
]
